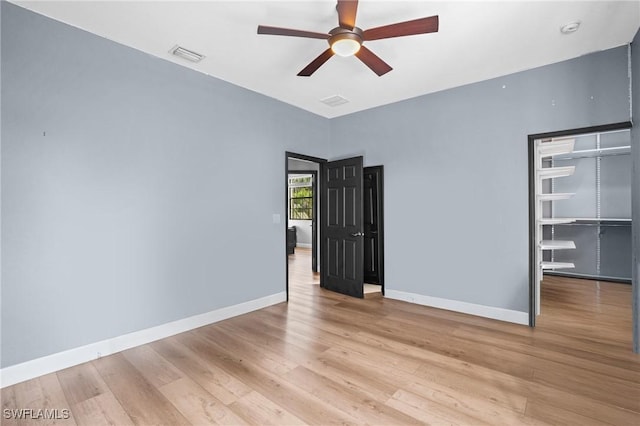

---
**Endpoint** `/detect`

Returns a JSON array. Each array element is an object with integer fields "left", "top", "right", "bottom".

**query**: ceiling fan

[{"left": 257, "top": 0, "right": 439, "bottom": 77}]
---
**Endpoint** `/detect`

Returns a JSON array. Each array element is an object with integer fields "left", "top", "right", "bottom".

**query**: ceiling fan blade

[
  {"left": 337, "top": 0, "right": 359, "bottom": 29},
  {"left": 257, "top": 25, "right": 329, "bottom": 40},
  {"left": 355, "top": 45, "right": 392, "bottom": 76},
  {"left": 298, "top": 48, "right": 335, "bottom": 76},
  {"left": 363, "top": 15, "right": 439, "bottom": 41}
]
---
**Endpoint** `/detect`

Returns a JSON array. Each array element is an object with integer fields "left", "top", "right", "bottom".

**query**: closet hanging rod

[
  {"left": 549, "top": 145, "right": 630, "bottom": 160},
  {"left": 542, "top": 128, "right": 630, "bottom": 142},
  {"left": 552, "top": 222, "right": 631, "bottom": 227}
]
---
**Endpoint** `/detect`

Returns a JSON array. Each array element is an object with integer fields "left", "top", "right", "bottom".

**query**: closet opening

[{"left": 528, "top": 122, "right": 633, "bottom": 326}]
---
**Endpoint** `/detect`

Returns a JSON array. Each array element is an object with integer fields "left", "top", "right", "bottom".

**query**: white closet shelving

[
  {"left": 537, "top": 139, "right": 575, "bottom": 157},
  {"left": 541, "top": 261, "right": 576, "bottom": 270},
  {"left": 537, "top": 166, "right": 575, "bottom": 180},
  {"left": 554, "top": 145, "right": 631, "bottom": 160},
  {"left": 534, "top": 137, "right": 577, "bottom": 315},
  {"left": 539, "top": 240, "right": 576, "bottom": 250},
  {"left": 537, "top": 193, "right": 575, "bottom": 201},
  {"left": 539, "top": 218, "right": 576, "bottom": 225}
]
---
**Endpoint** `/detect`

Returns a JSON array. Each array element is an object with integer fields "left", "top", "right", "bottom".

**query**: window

[{"left": 289, "top": 175, "right": 313, "bottom": 220}]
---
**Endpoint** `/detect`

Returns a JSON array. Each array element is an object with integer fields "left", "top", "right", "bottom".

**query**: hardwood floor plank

[
  {"left": 532, "top": 365, "right": 640, "bottom": 412},
  {"left": 283, "top": 365, "right": 418, "bottom": 425},
  {"left": 308, "top": 351, "right": 403, "bottom": 403},
  {"left": 359, "top": 316, "right": 537, "bottom": 380},
  {"left": 405, "top": 360, "right": 528, "bottom": 415},
  {"left": 215, "top": 317, "right": 330, "bottom": 367},
  {"left": 1, "top": 386, "right": 20, "bottom": 426},
  {"left": 524, "top": 399, "right": 612, "bottom": 426},
  {"left": 57, "top": 363, "right": 109, "bottom": 406},
  {"left": 158, "top": 377, "right": 247, "bottom": 425},
  {"left": 178, "top": 332, "right": 361, "bottom": 424},
  {"left": 405, "top": 380, "right": 533, "bottom": 425},
  {"left": 386, "top": 388, "right": 491, "bottom": 426},
  {"left": 227, "top": 391, "right": 305, "bottom": 426},
  {"left": 254, "top": 313, "right": 358, "bottom": 350},
  {"left": 150, "top": 336, "right": 252, "bottom": 405},
  {"left": 414, "top": 355, "right": 639, "bottom": 425},
  {"left": 325, "top": 344, "right": 532, "bottom": 424},
  {"left": 92, "top": 354, "right": 188, "bottom": 425},
  {"left": 12, "top": 373, "right": 77, "bottom": 426},
  {"left": 195, "top": 326, "right": 298, "bottom": 376},
  {"left": 121, "top": 345, "right": 183, "bottom": 389},
  {"left": 70, "top": 392, "right": 134, "bottom": 426},
  {"left": 452, "top": 324, "right": 640, "bottom": 379}
]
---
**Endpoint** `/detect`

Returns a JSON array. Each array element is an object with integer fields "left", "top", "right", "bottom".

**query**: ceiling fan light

[{"left": 331, "top": 37, "right": 361, "bottom": 57}]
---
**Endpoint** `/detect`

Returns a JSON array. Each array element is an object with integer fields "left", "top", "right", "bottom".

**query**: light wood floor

[{"left": 2, "top": 249, "right": 638, "bottom": 425}]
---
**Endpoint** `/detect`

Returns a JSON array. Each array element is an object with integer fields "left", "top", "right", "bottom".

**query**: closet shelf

[
  {"left": 541, "top": 261, "right": 575, "bottom": 270},
  {"left": 572, "top": 218, "right": 631, "bottom": 223},
  {"left": 538, "top": 139, "right": 575, "bottom": 158},
  {"left": 554, "top": 218, "right": 632, "bottom": 227},
  {"left": 537, "top": 166, "right": 575, "bottom": 180},
  {"left": 537, "top": 193, "right": 575, "bottom": 201},
  {"left": 539, "top": 218, "right": 576, "bottom": 225},
  {"left": 539, "top": 240, "right": 576, "bottom": 250}
]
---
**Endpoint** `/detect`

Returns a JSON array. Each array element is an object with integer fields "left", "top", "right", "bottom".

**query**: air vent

[
  {"left": 321, "top": 95, "right": 349, "bottom": 107},
  {"left": 169, "top": 45, "right": 205, "bottom": 63}
]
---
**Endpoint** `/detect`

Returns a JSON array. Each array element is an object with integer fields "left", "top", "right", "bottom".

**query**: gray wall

[
  {"left": 1, "top": 3, "right": 329, "bottom": 368},
  {"left": 289, "top": 220, "right": 312, "bottom": 246},
  {"left": 632, "top": 29, "right": 640, "bottom": 353},
  {"left": 329, "top": 46, "right": 631, "bottom": 313}
]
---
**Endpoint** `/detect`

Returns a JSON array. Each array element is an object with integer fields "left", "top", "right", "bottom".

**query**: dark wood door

[
  {"left": 364, "top": 166, "right": 384, "bottom": 287},
  {"left": 321, "top": 157, "right": 364, "bottom": 298}
]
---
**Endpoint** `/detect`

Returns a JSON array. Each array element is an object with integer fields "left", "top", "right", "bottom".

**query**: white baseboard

[
  {"left": 0, "top": 292, "right": 286, "bottom": 388},
  {"left": 385, "top": 289, "right": 529, "bottom": 325},
  {"left": 295, "top": 243, "right": 312, "bottom": 249}
]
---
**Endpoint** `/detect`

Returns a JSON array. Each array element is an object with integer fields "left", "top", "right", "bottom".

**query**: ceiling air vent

[
  {"left": 321, "top": 95, "right": 349, "bottom": 107},
  {"left": 169, "top": 45, "right": 205, "bottom": 63}
]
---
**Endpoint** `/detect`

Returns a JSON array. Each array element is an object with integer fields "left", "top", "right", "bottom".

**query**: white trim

[
  {"left": 0, "top": 292, "right": 286, "bottom": 388},
  {"left": 295, "top": 243, "right": 312, "bottom": 249},
  {"left": 385, "top": 290, "right": 528, "bottom": 325}
]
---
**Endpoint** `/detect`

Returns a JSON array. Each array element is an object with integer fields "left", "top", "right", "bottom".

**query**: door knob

[{"left": 351, "top": 232, "right": 364, "bottom": 237}]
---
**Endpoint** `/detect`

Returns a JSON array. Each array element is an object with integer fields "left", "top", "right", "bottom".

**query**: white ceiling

[{"left": 11, "top": 1, "right": 640, "bottom": 118}]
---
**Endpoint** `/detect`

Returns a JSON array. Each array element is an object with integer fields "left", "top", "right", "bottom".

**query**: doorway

[
  {"left": 285, "top": 153, "right": 385, "bottom": 301},
  {"left": 528, "top": 121, "right": 633, "bottom": 327},
  {"left": 286, "top": 152, "right": 325, "bottom": 301},
  {"left": 288, "top": 170, "right": 318, "bottom": 271},
  {"left": 364, "top": 166, "right": 384, "bottom": 296}
]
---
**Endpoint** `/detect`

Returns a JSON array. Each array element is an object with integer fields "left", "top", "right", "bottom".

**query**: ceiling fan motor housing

[{"left": 329, "top": 27, "right": 363, "bottom": 46}]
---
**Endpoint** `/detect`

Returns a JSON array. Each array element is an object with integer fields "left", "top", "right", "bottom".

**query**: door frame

[
  {"left": 285, "top": 152, "right": 327, "bottom": 301},
  {"left": 527, "top": 121, "right": 632, "bottom": 327}
]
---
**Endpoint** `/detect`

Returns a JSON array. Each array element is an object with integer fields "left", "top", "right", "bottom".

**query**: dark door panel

[{"left": 321, "top": 157, "right": 364, "bottom": 298}]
